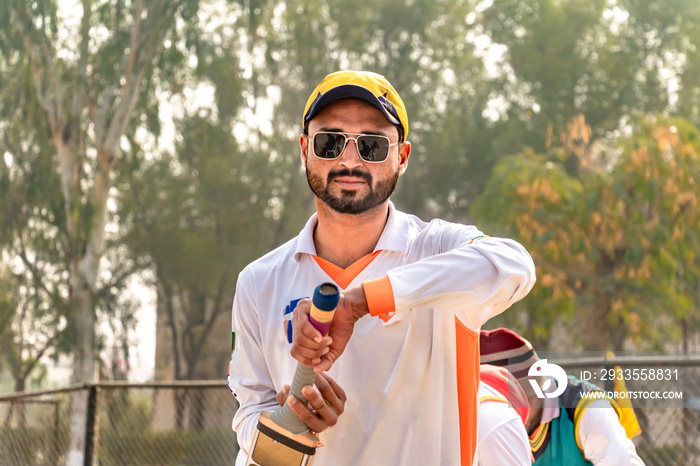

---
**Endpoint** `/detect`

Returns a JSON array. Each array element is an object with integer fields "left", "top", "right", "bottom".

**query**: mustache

[{"left": 327, "top": 169, "right": 372, "bottom": 184}]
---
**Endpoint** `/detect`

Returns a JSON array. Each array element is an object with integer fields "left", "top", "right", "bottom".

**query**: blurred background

[{"left": 0, "top": 0, "right": 699, "bottom": 464}]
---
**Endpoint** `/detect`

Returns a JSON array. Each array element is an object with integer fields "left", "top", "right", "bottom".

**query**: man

[
  {"left": 479, "top": 328, "right": 645, "bottom": 465},
  {"left": 227, "top": 70, "right": 536, "bottom": 466},
  {"left": 476, "top": 364, "right": 533, "bottom": 465}
]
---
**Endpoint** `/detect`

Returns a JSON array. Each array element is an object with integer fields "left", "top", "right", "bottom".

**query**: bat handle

[{"left": 270, "top": 283, "right": 339, "bottom": 434}]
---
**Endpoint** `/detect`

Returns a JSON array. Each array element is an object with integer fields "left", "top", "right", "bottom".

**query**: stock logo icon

[{"left": 528, "top": 359, "right": 568, "bottom": 399}]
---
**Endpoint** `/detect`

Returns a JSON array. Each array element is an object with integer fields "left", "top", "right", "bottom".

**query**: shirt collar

[{"left": 294, "top": 202, "right": 411, "bottom": 261}]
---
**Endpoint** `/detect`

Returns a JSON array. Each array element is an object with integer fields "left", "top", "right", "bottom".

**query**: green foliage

[
  {"left": 99, "top": 389, "right": 153, "bottom": 433},
  {"left": 119, "top": 113, "right": 269, "bottom": 290},
  {"left": 98, "top": 428, "right": 238, "bottom": 465},
  {"left": 253, "top": 0, "right": 497, "bottom": 220},
  {"left": 1, "top": 0, "right": 700, "bottom": 382},
  {"left": 116, "top": 109, "right": 278, "bottom": 378},
  {"left": 636, "top": 444, "right": 685, "bottom": 466},
  {"left": 0, "top": 0, "right": 251, "bottom": 388},
  {"left": 474, "top": 116, "right": 700, "bottom": 350},
  {"left": 0, "top": 264, "right": 64, "bottom": 392},
  {"left": 0, "top": 421, "right": 238, "bottom": 466},
  {"left": 0, "top": 425, "right": 68, "bottom": 465},
  {"left": 473, "top": 149, "right": 582, "bottom": 344},
  {"left": 480, "top": 0, "right": 700, "bottom": 152}
]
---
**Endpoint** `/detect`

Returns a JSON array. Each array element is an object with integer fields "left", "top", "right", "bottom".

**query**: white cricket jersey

[
  {"left": 228, "top": 202, "right": 536, "bottom": 466},
  {"left": 475, "top": 382, "right": 532, "bottom": 465}
]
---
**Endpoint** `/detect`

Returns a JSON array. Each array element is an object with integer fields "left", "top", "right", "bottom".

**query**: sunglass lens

[
  {"left": 357, "top": 136, "right": 390, "bottom": 162},
  {"left": 314, "top": 133, "right": 346, "bottom": 159}
]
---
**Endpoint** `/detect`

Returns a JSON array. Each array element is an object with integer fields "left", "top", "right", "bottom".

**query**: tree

[
  {"left": 473, "top": 115, "right": 700, "bottom": 351},
  {"left": 0, "top": 45, "right": 70, "bottom": 401},
  {"left": 0, "top": 267, "right": 61, "bottom": 427},
  {"left": 0, "top": 0, "right": 235, "bottom": 462},
  {"left": 479, "top": 0, "right": 700, "bottom": 160},
  {"left": 252, "top": 0, "right": 497, "bottom": 221},
  {"left": 117, "top": 112, "right": 271, "bottom": 426}
]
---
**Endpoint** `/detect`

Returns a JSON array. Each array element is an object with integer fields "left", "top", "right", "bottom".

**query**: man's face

[{"left": 300, "top": 99, "right": 410, "bottom": 215}]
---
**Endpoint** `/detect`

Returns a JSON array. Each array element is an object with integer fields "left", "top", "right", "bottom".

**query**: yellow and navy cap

[{"left": 302, "top": 70, "right": 409, "bottom": 140}]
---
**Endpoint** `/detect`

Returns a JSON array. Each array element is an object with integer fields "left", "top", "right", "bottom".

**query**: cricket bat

[{"left": 246, "top": 283, "right": 340, "bottom": 466}]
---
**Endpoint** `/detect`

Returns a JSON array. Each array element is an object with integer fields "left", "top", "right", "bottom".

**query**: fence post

[
  {"left": 52, "top": 400, "right": 60, "bottom": 465},
  {"left": 83, "top": 384, "right": 97, "bottom": 466}
]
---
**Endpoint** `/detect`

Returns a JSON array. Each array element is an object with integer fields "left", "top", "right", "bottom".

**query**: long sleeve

[
  {"left": 226, "top": 207, "right": 537, "bottom": 466},
  {"left": 386, "top": 220, "right": 536, "bottom": 329},
  {"left": 577, "top": 399, "right": 645, "bottom": 465},
  {"left": 227, "top": 271, "right": 278, "bottom": 463}
]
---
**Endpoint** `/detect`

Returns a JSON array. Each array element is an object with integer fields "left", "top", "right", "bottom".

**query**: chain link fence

[
  {"left": 0, "top": 381, "right": 239, "bottom": 465},
  {"left": 558, "top": 356, "right": 700, "bottom": 466},
  {"left": 0, "top": 357, "right": 698, "bottom": 465}
]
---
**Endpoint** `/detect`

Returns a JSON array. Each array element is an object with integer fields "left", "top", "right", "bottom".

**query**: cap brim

[{"left": 304, "top": 85, "right": 401, "bottom": 127}]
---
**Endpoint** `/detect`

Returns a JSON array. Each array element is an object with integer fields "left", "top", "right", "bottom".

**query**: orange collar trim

[{"left": 313, "top": 251, "right": 381, "bottom": 289}]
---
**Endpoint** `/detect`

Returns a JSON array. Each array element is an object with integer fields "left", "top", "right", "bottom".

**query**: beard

[{"left": 306, "top": 167, "right": 399, "bottom": 215}]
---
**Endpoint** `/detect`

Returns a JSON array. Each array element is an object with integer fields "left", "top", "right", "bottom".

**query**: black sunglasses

[{"left": 310, "top": 131, "right": 399, "bottom": 163}]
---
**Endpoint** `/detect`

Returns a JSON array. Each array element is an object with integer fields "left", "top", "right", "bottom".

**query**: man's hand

[
  {"left": 290, "top": 285, "right": 369, "bottom": 372},
  {"left": 275, "top": 373, "right": 347, "bottom": 433}
]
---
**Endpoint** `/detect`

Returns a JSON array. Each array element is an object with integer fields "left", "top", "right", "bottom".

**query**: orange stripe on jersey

[
  {"left": 313, "top": 251, "right": 381, "bottom": 290},
  {"left": 455, "top": 318, "right": 479, "bottom": 465}
]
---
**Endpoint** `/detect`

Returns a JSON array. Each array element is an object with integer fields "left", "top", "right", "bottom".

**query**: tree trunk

[
  {"left": 585, "top": 251, "right": 624, "bottom": 351},
  {"left": 17, "top": 0, "right": 182, "bottom": 461},
  {"left": 586, "top": 285, "right": 612, "bottom": 351},
  {"left": 610, "top": 315, "right": 627, "bottom": 352},
  {"left": 66, "top": 132, "right": 117, "bottom": 466},
  {"left": 12, "top": 379, "right": 26, "bottom": 429},
  {"left": 67, "top": 279, "right": 96, "bottom": 466}
]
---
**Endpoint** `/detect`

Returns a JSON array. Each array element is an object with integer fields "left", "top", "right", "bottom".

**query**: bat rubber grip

[
  {"left": 269, "top": 365, "right": 317, "bottom": 433},
  {"left": 270, "top": 283, "right": 339, "bottom": 434}
]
